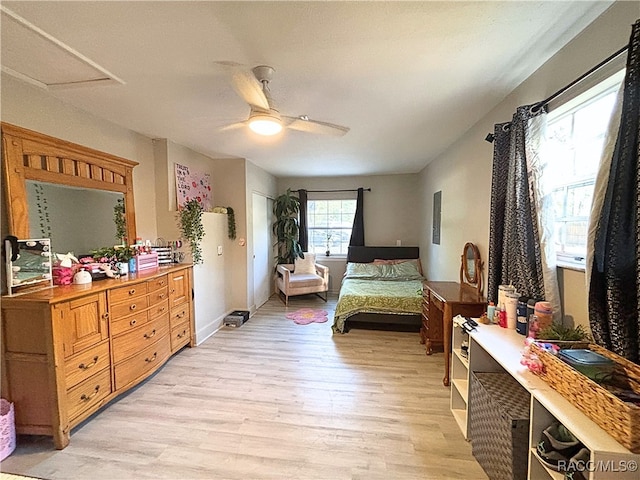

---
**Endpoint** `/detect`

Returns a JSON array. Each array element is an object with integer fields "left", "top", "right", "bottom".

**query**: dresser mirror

[
  {"left": 2, "top": 122, "right": 138, "bottom": 258},
  {"left": 460, "top": 242, "right": 483, "bottom": 295},
  {"left": 26, "top": 180, "right": 124, "bottom": 256}
]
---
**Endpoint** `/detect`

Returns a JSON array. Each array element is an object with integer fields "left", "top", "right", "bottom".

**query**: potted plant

[
  {"left": 325, "top": 232, "right": 332, "bottom": 256},
  {"left": 272, "top": 189, "right": 303, "bottom": 264},
  {"left": 533, "top": 322, "right": 592, "bottom": 349},
  {"left": 177, "top": 199, "right": 205, "bottom": 264}
]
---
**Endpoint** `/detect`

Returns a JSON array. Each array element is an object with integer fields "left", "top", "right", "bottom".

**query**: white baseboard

[{"left": 195, "top": 313, "right": 225, "bottom": 345}]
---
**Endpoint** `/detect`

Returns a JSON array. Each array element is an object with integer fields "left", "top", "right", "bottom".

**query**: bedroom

[{"left": 1, "top": 1, "right": 639, "bottom": 478}]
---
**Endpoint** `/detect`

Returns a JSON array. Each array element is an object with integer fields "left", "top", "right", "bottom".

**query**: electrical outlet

[{"left": 217, "top": 245, "right": 223, "bottom": 255}]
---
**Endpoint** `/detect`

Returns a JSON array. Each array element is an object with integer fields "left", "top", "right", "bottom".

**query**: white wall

[
  {"left": 1, "top": 74, "right": 158, "bottom": 241},
  {"left": 278, "top": 174, "right": 421, "bottom": 246},
  {"left": 193, "top": 213, "right": 230, "bottom": 342},
  {"left": 418, "top": 2, "right": 638, "bottom": 332},
  {"left": 153, "top": 139, "right": 236, "bottom": 342}
]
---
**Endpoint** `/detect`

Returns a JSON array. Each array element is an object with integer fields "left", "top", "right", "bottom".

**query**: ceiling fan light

[{"left": 248, "top": 114, "right": 282, "bottom": 136}]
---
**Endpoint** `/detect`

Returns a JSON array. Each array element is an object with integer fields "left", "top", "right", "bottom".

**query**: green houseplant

[
  {"left": 272, "top": 189, "right": 303, "bottom": 264},
  {"left": 227, "top": 206, "right": 236, "bottom": 240},
  {"left": 177, "top": 199, "right": 205, "bottom": 264}
]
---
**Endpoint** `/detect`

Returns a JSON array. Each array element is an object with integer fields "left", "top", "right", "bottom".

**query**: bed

[{"left": 332, "top": 246, "right": 424, "bottom": 333}]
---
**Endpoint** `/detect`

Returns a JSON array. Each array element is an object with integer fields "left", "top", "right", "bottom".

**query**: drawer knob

[
  {"left": 78, "top": 356, "right": 99, "bottom": 370},
  {"left": 80, "top": 385, "right": 100, "bottom": 401},
  {"left": 130, "top": 304, "right": 137, "bottom": 311},
  {"left": 177, "top": 330, "right": 187, "bottom": 339},
  {"left": 159, "top": 293, "right": 166, "bottom": 299},
  {"left": 145, "top": 352, "right": 158, "bottom": 363},
  {"left": 144, "top": 329, "right": 156, "bottom": 339},
  {"left": 177, "top": 312, "right": 185, "bottom": 319},
  {"left": 159, "top": 307, "right": 166, "bottom": 313},
  {"left": 102, "top": 312, "right": 110, "bottom": 320},
  {"left": 130, "top": 319, "right": 137, "bottom": 326},
  {"left": 129, "top": 289, "right": 136, "bottom": 295}
]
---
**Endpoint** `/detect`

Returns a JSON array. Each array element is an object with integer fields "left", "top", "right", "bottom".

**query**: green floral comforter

[{"left": 332, "top": 278, "right": 423, "bottom": 333}]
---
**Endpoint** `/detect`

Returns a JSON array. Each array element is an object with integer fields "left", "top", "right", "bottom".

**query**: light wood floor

[{"left": 1, "top": 295, "right": 487, "bottom": 479}]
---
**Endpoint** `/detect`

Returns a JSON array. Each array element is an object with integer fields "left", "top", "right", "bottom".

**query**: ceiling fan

[{"left": 221, "top": 64, "right": 349, "bottom": 137}]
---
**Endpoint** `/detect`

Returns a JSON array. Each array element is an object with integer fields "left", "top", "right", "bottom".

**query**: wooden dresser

[
  {"left": 0, "top": 264, "right": 194, "bottom": 449},
  {"left": 420, "top": 281, "right": 485, "bottom": 386}
]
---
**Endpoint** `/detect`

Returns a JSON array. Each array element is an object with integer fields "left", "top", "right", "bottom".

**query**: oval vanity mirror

[{"left": 460, "top": 242, "right": 483, "bottom": 295}]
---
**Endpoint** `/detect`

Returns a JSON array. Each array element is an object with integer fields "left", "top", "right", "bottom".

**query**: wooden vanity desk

[
  {"left": 1, "top": 264, "right": 194, "bottom": 449},
  {"left": 421, "top": 281, "right": 485, "bottom": 386}
]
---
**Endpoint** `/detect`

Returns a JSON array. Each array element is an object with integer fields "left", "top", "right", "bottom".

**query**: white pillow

[{"left": 294, "top": 253, "right": 316, "bottom": 275}]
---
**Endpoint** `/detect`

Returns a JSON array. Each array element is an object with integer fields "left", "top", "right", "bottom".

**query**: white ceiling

[{"left": 1, "top": 1, "right": 614, "bottom": 178}]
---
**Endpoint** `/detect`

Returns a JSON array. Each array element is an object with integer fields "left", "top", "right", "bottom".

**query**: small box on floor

[{"left": 224, "top": 310, "right": 250, "bottom": 327}]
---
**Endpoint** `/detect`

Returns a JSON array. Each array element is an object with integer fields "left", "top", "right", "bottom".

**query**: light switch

[{"left": 217, "top": 245, "right": 223, "bottom": 255}]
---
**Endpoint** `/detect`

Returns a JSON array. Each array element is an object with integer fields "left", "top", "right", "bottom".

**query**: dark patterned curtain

[
  {"left": 487, "top": 105, "right": 560, "bottom": 314},
  {"left": 349, "top": 187, "right": 365, "bottom": 246},
  {"left": 487, "top": 122, "right": 511, "bottom": 303},
  {"left": 298, "top": 189, "right": 308, "bottom": 252},
  {"left": 588, "top": 20, "right": 640, "bottom": 362}
]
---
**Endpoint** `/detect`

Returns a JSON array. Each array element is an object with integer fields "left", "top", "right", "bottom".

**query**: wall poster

[{"left": 175, "top": 163, "right": 212, "bottom": 211}]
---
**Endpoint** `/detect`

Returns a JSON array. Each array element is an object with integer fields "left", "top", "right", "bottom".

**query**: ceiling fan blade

[
  {"left": 219, "top": 121, "right": 247, "bottom": 132},
  {"left": 284, "top": 116, "right": 350, "bottom": 136},
  {"left": 218, "top": 63, "right": 268, "bottom": 111}
]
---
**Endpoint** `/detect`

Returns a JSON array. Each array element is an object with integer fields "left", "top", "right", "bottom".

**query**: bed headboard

[{"left": 347, "top": 246, "right": 419, "bottom": 263}]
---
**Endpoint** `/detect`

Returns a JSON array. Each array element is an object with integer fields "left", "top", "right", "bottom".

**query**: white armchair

[{"left": 276, "top": 253, "right": 329, "bottom": 305}]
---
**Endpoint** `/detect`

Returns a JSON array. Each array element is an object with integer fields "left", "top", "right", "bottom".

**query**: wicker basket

[{"left": 530, "top": 342, "right": 640, "bottom": 453}]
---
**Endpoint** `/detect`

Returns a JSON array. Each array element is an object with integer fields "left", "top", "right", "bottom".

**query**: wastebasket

[{"left": 0, "top": 399, "right": 16, "bottom": 461}]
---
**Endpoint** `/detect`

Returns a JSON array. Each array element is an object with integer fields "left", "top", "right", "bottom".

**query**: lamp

[{"left": 248, "top": 110, "right": 282, "bottom": 136}]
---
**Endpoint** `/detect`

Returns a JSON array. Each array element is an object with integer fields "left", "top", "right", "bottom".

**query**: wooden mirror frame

[
  {"left": 2, "top": 122, "right": 137, "bottom": 243},
  {"left": 460, "top": 242, "right": 483, "bottom": 295}
]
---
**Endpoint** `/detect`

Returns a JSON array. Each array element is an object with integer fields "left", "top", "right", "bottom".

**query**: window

[
  {"left": 307, "top": 199, "right": 356, "bottom": 256},
  {"left": 543, "top": 70, "right": 624, "bottom": 268}
]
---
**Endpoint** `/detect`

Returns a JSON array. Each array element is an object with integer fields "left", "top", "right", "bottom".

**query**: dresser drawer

[
  {"left": 169, "top": 304, "right": 190, "bottom": 329},
  {"left": 147, "top": 275, "right": 169, "bottom": 293},
  {"left": 109, "top": 283, "right": 148, "bottom": 304},
  {"left": 111, "top": 310, "right": 149, "bottom": 337},
  {"left": 170, "top": 319, "right": 190, "bottom": 352},
  {"left": 148, "top": 299, "right": 169, "bottom": 319},
  {"left": 114, "top": 335, "right": 171, "bottom": 390},
  {"left": 64, "top": 341, "right": 111, "bottom": 389},
  {"left": 431, "top": 295, "right": 444, "bottom": 311},
  {"left": 148, "top": 287, "right": 169, "bottom": 307},
  {"left": 112, "top": 313, "right": 170, "bottom": 364},
  {"left": 66, "top": 367, "right": 112, "bottom": 421},
  {"left": 110, "top": 296, "right": 149, "bottom": 319}
]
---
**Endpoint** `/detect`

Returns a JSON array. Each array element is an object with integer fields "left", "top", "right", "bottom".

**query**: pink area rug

[{"left": 285, "top": 308, "right": 329, "bottom": 325}]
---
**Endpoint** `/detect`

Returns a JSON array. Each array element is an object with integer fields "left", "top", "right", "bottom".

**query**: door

[{"left": 252, "top": 193, "right": 271, "bottom": 309}]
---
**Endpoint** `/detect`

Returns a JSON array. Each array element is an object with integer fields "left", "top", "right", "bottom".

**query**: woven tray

[{"left": 530, "top": 342, "right": 640, "bottom": 453}]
